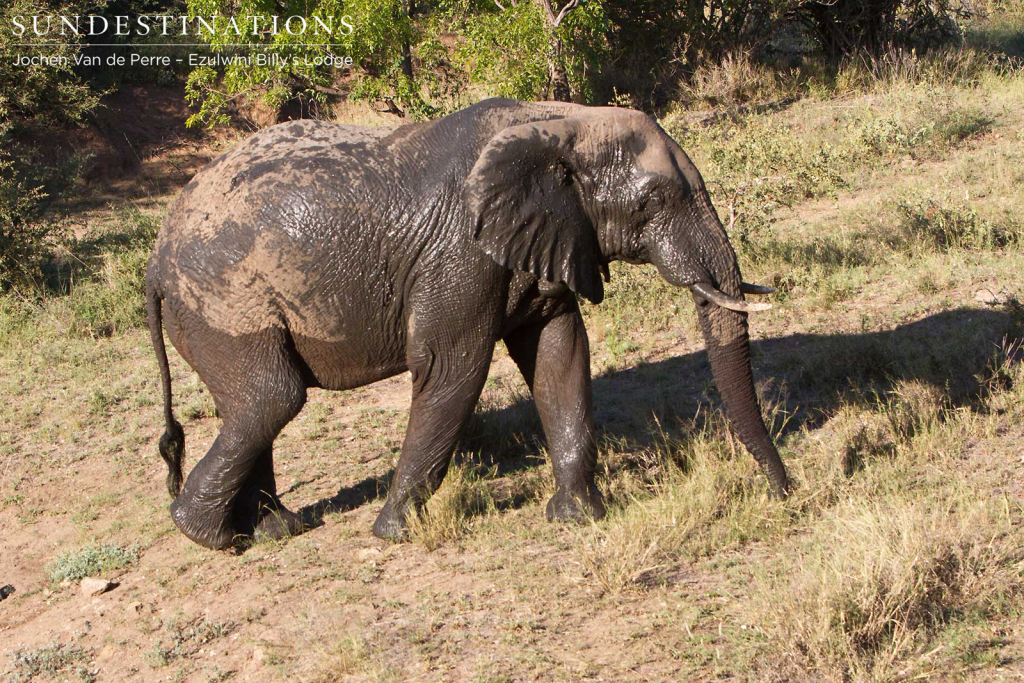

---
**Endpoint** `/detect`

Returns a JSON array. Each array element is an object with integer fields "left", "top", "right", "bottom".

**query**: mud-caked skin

[{"left": 147, "top": 98, "right": 790, "bottom": 550}]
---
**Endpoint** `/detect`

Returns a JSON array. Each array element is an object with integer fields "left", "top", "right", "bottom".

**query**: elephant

[{"left": 146, "top": 97, "right": 789, "bottom": 550}]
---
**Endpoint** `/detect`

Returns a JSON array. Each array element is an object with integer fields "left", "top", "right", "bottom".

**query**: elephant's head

[{"left": 466, "top": 104, "right": 790, "bottom": 497}]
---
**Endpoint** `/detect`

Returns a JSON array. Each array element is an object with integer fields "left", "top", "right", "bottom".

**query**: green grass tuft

[
  {"left": 44, "top": 542, "right": 139, "bottom": 584},
  {"left": 6, "top": 641, "right": 94, "bottom": 683}
]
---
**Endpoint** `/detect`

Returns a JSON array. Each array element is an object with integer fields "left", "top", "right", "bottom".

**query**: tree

[
  {"left": 491, "top": 0, "right": 587, "bottom": 100},
  {"left": 783, "top": 0, "right": 969, "bottom": 59},
  {"left": 448, "top": 0, "right": 607, "bottom": 102}
]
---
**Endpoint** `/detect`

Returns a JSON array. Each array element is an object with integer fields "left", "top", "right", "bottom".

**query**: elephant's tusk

[
  {"left": 691, "top": 282, "right": 772, "bottom": 312},
  {"left": 741, "top": 282, "right": 775, "bottom": 295}
]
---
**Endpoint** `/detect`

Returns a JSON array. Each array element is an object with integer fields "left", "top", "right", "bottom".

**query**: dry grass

[
  {"left": 743, "top": 355, "right": 1024, "bottom": 680},
  {"left": 680, "top": 51, "right": 793, "bottom": 108},
  {"left": 750, "top": 491, "right": 1021, "bottom": 681},
  {"left": 570, "top": 411, "right": 791, "bottom": 593},
  {"left": 407, "top": 462, "right": 496, "bottom": 551},
  {"left": 309, "top": 633, "right": 401, "bottom": 683}
]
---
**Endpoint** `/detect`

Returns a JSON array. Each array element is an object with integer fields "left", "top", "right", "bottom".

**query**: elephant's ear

[{"left": 466, "top": 118, "right": 604, "bottom": 304}]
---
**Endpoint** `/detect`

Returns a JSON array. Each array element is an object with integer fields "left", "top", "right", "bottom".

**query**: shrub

[
  {"left": 892, "top": 193, "right": 1023, "bottom": 251},
  {"left": 7, "top": 641, "right": 93, "bottom": 683},
  {"left": 0, "top": 0, "right": 100, "bottom": 291},
  {"left": 45, "top": 542, "right": 139, "bottom": 584},
  {"left": 784, "top": 0, "right": 972, "bottom": 60},
  {"left": 0, "top": 148, "right": 67, "bottom": 292}
]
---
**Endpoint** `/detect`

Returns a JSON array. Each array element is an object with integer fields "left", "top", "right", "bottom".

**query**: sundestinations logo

[{"left": 10, "top": 14, "right": 356, "bottom": 39}]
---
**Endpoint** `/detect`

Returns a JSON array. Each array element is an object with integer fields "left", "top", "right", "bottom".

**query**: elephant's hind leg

[
  {"left": 170, "top": 330, "right": 307, "bottom": 550},
  {"left": 233, "top": 445, "right": 304, "bottom": 542}
]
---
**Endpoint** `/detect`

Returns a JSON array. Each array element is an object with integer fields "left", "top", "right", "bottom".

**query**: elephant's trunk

[{"left": 696, "top": 300, "right": 790, "bottom": 497}]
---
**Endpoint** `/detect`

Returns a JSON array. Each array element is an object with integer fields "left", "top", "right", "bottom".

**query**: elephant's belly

[{"left": 292, "top": 333, "right": 408, "bottom": 391}]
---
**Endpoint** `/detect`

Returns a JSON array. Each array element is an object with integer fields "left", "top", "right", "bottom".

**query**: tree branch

[
  {"left": 552, "top": 0, "right": 582, "bottom": 27},
  {"left": 536, "top": 0, "right": 557, "bottom": 24}
]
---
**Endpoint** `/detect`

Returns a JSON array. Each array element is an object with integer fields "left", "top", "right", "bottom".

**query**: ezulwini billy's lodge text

[{"left": 12, "top": 52, "right": 353, "bottom": 69}]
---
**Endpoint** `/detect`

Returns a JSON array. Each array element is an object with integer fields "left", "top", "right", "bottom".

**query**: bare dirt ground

[{"left": 2, "top": 82, "right": 1023, "bottom": 682}]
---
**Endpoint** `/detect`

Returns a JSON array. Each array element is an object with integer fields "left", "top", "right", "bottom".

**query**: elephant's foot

[
  {"left": 372, "top": 498, "right": 414, "bottom": 542},
  {"left": 253, "top": 504, "right": 304, "bottom": 543},
  {"left": 546, "top": 483, "right": 606, "bottom": 523},
  {"left": 170, "top": 496, "right": 237, "bottom": 551}
]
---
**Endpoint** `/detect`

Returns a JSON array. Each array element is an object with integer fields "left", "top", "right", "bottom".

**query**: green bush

[
  {"left": 892, "top": 193, "right": 1023, "bottom": 251},
  {"left": 184, "top": 0, "right": 457, "bottom": 125},
  {"left": 45, "top": 542, "right": 140, "bottom": 584},
  {"left": 0, "top": 148, "right": 66, "bottom": 292},
  {"left": 0, "top": 0, "right": 100, "bottom": 292}
]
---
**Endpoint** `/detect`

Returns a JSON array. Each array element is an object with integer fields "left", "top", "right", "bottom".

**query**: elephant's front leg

[
  {"left": 372, "top": 335, "right": 495, "bottom": 541},
  {"left": 504, "top": 302, "right": 606, "bottom": 523}
]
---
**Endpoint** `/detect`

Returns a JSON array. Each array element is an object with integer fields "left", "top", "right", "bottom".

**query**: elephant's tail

[{"left": 147, "top": 282, "right": 185, "bottom": 498}]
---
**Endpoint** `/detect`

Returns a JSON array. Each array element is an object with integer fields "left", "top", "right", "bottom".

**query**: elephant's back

[
  {"left": 166, "top": 119, "right": 401, "bottom": 224},
  {"left": 151, "top": 119, "right": 412, "bottom": 342}
]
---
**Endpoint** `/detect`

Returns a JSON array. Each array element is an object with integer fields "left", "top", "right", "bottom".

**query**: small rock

[
  {"left": 356, "top": 547, "right": 382, "bottom": 561},
  {"left": 126, "top": 601, "right": 143, "bottom": 616},
  {"left": 80, "top": 578, "right": 115, "bottom": 597},
  {"left": 975, "top": 289, "right": 1001, "bottom": 305},
  {"left": 253, "top": 647, "right": 265, "bottom": 665},
  {"left": 0, "top": 585, "right": 14, "bottom": 601}
]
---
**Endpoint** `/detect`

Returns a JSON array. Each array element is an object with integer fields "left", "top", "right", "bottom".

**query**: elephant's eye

[{"left": 645, "top": 191, "right": 666, "bottom": 213}]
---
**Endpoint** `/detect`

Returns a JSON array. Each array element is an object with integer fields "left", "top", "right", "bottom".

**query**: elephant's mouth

[{"left": 690, "top": 281, "right": 774, "bottom": 313}]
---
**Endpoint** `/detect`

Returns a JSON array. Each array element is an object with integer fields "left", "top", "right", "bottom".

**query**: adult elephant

[{"left": 146, "top": 98, "right": 789, "bottom": 550}]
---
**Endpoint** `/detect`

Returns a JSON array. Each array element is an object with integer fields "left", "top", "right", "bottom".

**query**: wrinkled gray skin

[{"left": 146, "top": 98, "right": 790, "bottom": 550}]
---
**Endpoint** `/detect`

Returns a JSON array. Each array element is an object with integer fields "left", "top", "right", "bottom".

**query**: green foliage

[
  {"left": 449, "top": 1, "right": 550, "bottom": 100},
  {"left": 0, "top": 1, "right": 101, "bottom": 291},
  {"left": 184, "top": 0, "right": 455, "bottom": 125},
  {"left": 45, "top": 542, "right": 140, "bottom": 584},
  {"left": 553, "top": 1, "right": 610, "bottom": 101},
  {"left": 892, "top": 193, "right": 1023, "bottom": 252},
  {"left": 6, "top": 641, "right": 94, "bottom": 683},
  {"left": 0, "top": 1, "right": 100, "bottom": 128},
  {"left": 183, "top": 0, "right": 613, "bottom": 127},
  {"left": 0, "top": 148, "right": 64, "bottom": 292},
  {"left": 433, "top": 0, "right": 610, "bottom": 103}
]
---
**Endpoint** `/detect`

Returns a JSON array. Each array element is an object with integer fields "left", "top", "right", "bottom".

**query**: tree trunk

[
  {"left": 532, "top": 0, "right": 574, "bottom": 101},
  {"left": 548, "top": 37, "right": 572, "bottom": 101},
  {"left": 401, "top": 0, "right": 416, "bottom": 79}
]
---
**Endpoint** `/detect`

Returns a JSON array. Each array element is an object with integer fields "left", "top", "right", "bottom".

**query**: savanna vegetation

[{"left": 2, "top": 1, "right": 1024, "bottom": 681}]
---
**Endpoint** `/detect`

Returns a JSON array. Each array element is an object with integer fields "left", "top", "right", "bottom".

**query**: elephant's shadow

[{"left": 299, "top": 305, "right": 1021, "bottom": 527}]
